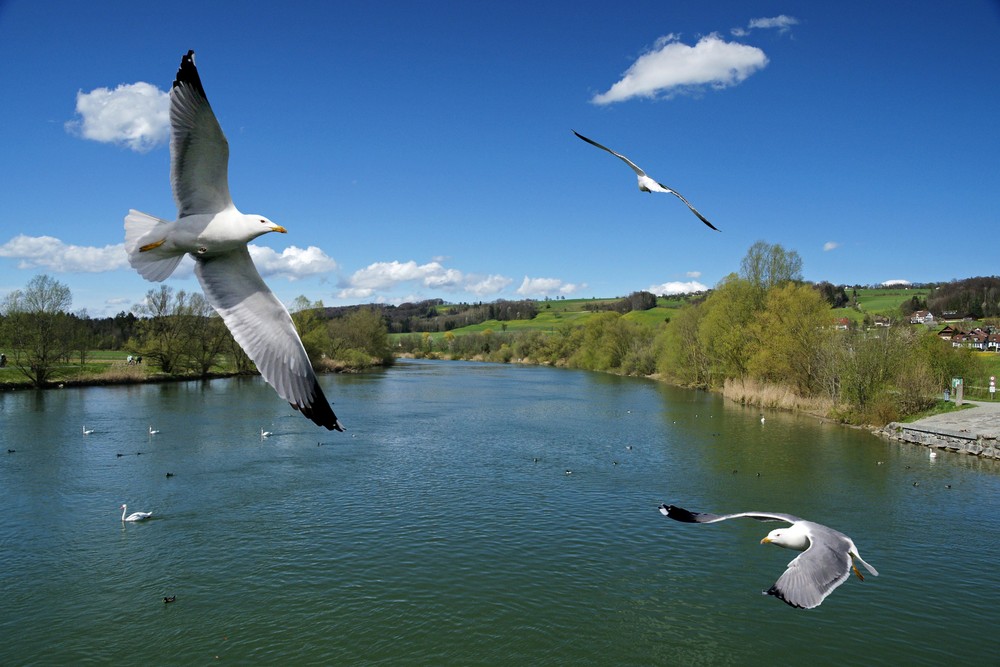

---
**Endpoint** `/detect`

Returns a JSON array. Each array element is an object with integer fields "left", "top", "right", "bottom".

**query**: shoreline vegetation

[{"left": 5, "top": 243, "right": 1000, "bottom": 431}]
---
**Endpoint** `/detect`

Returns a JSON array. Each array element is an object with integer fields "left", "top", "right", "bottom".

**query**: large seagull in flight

[
  {"left": 573, "top": 131, "right": 719, "bottom": 231},
  {"left": 659, "top": 504, "right": 878, "bottom": 609},
  {"left": 124, "top": 51, "right": 344, "bottom": 431}
]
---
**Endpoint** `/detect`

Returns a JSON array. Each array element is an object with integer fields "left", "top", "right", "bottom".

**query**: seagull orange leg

[
  {"left": 851, "top": 558, "right": 865, "bottom": 581},
  {"left": 139, "top": 239, "right": 166, "bottom": 252}
]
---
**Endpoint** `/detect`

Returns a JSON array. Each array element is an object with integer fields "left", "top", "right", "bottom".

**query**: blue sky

[{"left": 1, "top": 1, "right": 998, "bottom": 316}]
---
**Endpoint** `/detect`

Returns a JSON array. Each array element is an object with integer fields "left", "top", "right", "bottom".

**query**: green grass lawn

[{"left": 0, "top": 350, "right": 243, "bottom": 387}]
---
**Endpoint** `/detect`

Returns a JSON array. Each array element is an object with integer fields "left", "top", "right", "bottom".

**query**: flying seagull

[
  {"left": 659, "top": 504, "right": 877, "bottom": 609},
  {"left": 573, "top": 131, "right": 719, "bottom": 231},
  {"left": 124, "top": 51, "right": 343, "bottom": 431}
]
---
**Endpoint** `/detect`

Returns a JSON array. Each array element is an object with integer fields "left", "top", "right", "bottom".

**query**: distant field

[{"left": 853, "top": 287, "right": 930, "bottom": 312}]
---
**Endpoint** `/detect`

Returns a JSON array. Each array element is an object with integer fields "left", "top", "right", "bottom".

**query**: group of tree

[
  {"left": 926, "top": 276, "right": 1000, "bottom": 319},
  {"left": 317, "top": 298, "right": 540, "bottom": 334},
  {"left": 397, "top": 241, "right": 980, "bottom": 425},
  {"left": 0, "top": 275, "right": 393, "bottom": 387},
  {"left": 582, "top": 291, "right": 658, "bottom": 314},
  {"left": 292, "top": 296, "right": 393, "bottom": 370}
]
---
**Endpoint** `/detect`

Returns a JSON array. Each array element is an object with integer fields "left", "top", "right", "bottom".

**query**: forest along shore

[{"left": 878, "top": 399, "right": 1000, "bottom": 460}]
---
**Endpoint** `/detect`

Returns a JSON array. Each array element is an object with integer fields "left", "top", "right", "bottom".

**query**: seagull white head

[
  {"left": 254, "top": 216, "right": 287, "bottom": 237},
  {"left": 761, "top": 525, "right": 810, "bottom": 551}
]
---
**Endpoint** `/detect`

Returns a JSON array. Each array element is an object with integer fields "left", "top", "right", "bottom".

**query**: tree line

[
  {"left": 397, "top": 241, "right": 980, "bottom": 425},
  {"left": 0, "top": 276, "right": 393, "bottom": 387}
]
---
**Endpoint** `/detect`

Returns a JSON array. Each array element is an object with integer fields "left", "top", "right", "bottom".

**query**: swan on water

[{"left": 120, "top": 504, "right": 152, "bottom": 522}]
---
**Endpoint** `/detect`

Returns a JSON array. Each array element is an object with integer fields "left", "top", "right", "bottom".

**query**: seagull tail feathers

[{"left": 124, "top": 210, "right": 183, "bottom": 282}]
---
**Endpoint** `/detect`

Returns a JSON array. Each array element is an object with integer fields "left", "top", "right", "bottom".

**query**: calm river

[{"left": 1, "top": 359, "right": 998, "bottom": 665}]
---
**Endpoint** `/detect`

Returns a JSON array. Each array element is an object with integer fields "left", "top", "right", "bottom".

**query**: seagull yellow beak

[
  {"left": 760, "top": 537, "right": 772, "bottom": 544},
  {"left": 271, "top": 225, "right": 287, "bottom": 233}
]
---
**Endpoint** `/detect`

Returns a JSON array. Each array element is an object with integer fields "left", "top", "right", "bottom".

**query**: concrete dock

[{"left": 880, "top": 399, "right": 1000, "bottom": 459}]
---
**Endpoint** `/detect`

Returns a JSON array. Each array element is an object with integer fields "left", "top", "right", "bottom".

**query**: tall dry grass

[{"left": 722, "top": 377, "right": 833, "bottom": 416}]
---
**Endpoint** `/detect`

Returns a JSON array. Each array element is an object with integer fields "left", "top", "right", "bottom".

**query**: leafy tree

[
  {"left": 697, "top": 274, "right": 760, "bottom": 384},
  {"left": 814, "top": 281, "right": 849, "bottom": 308},
  {"left": 748, "top": 283, "right": 831, "bottom": 394},
  {"left": 291, "top": 296, "right": 331, "bottom": 365},
  {"left": 656, "top": 303, "right": 708, "bottom": 386},
  {"left": 327, "top": 307, "right": 393, "bottom": 365},
  {"left": 0, "top": 274, "right": 75, "bottom": 386}
]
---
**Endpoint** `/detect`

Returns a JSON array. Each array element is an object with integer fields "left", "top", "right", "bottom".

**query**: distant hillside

[
  {"left": 927, "top": 276, "right": 1000, "bottom": 319},
  {"left": 312, "top": 284, "right": 952, "bottom": 339},
  {"left": 320, "top": 291, "right": 688, "bottom": 334}
]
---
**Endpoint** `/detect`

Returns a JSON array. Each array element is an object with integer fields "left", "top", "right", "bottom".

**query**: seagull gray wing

[
  {"left": 654, "top": 185, "right": 720, "bottom": 231},
  {"left": 573, "top": 130, "right": 647, "bottom": 177},
  {"left": 659, "top": 505, "right": 801, "bottom": 525},
  {"left": 765, "top": 526, "right": 853, "bottom": 609},
  {"left": 194, "top": 248, "right": 343, "bottom": 431},
  {"left": 170, "top": 50, "right": 232, "bottom": 217}
]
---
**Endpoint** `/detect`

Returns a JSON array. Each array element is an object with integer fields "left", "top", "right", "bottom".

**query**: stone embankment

[{"left": 878, "top": 399, "right": 1000, "bottom": 460}]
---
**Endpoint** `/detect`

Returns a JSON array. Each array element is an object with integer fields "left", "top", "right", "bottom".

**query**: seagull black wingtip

[{"left": 173, "top": 49, "right": 208, "bottom": 100}]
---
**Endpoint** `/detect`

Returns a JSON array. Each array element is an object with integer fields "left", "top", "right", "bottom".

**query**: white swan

[
  {"left": 83, "top": 425, "right": 94, "bottom": 435},
  {"left": 260, "top": 427, "right": 272, "bottom": 438},
  {"left": 149, "top": 426, "right": 160, "bottom": 435},
  {"left": 120, "top": 504, "right": 152, "bottom": 522}
]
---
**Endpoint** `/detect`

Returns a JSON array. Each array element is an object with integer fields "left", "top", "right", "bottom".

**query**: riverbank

[
  {"left": 0, "top": 369, "right": 249, "bottom": 392},
  {"left": 877, "top": 399, "right": 1000, "bottom": 460}
]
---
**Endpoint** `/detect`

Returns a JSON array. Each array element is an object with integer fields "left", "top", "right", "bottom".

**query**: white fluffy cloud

[
  {"left": 337, "top": 260, "right": 513, "bottom": 299},
  {"left": 515, "top": 276, "right": 584, "bottom": 297},
  {"left": 66, "top": 82, "right": 170, "bottom": 152},
  {"left": 647, "top": 280, "right": 708, "bottom": 295},
  {"left": 823, "top": 241, "right": 840, "bottom": 251},
  {"left": 882, "top": 279, "right": 912, "bottom": 287},
  {"left": 592, "top": 33, "right": 768, "bottom": 104},
  {"left": 0, "top": 234, "right": 128, "bottom": 272},
  {"left": 248, "top": 245, "right": 337, "bottom": 280}
]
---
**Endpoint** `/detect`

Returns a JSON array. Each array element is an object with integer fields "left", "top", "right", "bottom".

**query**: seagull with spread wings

[
  {"left": 659, "top": 504, "right": 877, "bottom": 609},
  {"left": 124, "top": 51, "right": 343, "bottom": 431},
  {"left": 573, "top": 131, "right": 719, "bottom": 231}
]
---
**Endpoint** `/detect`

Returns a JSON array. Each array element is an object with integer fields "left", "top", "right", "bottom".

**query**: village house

[{"left": 910, "top": 310, "right": 935, "bottom": 325}]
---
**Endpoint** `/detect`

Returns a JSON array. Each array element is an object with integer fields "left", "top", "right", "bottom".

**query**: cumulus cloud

[
  {"left": 515, "top": 276, "right": 584, "bottom": 297},
  {"left": 647, "top": 280, "right": 708, "bottom": 295},
  {"left": 336, "top": 260, "right": 513, "bottom": 300},
  {"left": 882, "top": 279, "right": 912, "bottom": 287},
  {"left": 823, "top": 241, "right": 840, "bottom": 251},
  {"left": 0, "top": 234, "right": 128, "bottom": 272},
  {"left": 592, "top": 33, "right": 768, "bottom": 104},
  {"left": 66, "top": 82, "right": 170, "bottom": 152},
  {"left": 248, "top": 245, "right": 337, "bottom": 280}
]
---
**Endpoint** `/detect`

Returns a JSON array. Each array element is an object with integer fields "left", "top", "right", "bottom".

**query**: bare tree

[
  {"left": 739, "top": 240, "right": 803, "bottom": 295},
  {"left": 0, "top": 275, "right": 74, "bottom": 386}
]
